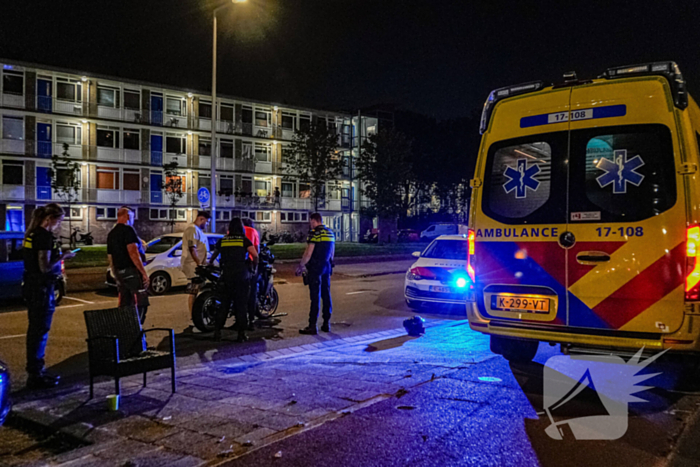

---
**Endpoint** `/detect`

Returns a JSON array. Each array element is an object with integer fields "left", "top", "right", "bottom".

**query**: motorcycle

[{"left": 191, "top": 243, "right": 281, "bottom": 333}]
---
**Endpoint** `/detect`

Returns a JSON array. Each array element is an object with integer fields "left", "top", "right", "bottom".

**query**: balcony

[
  {"left": 198, "top": 118, "right": 212, "bottom": 131},
  {"left": 1, "top": 139, "right": 24, "bottom": 154},
  {"left": 280, "top": 198, "right": 311, "bottom": 211},
  {"left": 2, "top": 93, "right": 24, "bottom": 108},
  {"left": 163, "top": 153, "right": 187, "bottom": 167},
  {"left": 255, "top": 161, "right": 272, "bottom": 174},
  {"left": 39, "top": 143, "right": 81, "bottom": 159},
  {"left": 54, "top": 99, "right": 83, "bottom": 116},
  {"left": 91, "top": 189, "right": 142, "bottom": 204},
  {"left": 96, "top": 146, "right": 142, "bottom": 164},
  {"left": 37, "top": 188, "right": 84, "bottom": 203},
  {"left": 215, "top": 194, "right": 236, "bottom": 208},
  {"left": 163, "top": 114, "right": 187, "bottom": 129},
  {"left": 326, "top": 199, "right": 341, "bottom": 211},
  {"left": 96, "top": 106, "right": 143, "bottom": 123},
  {"left": 0, "top": 184, "right": 25, "bottom": 201}
]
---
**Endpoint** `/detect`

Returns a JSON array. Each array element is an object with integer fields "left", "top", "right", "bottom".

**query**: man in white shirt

[{"left": 181, "top": 211, "right": 211, "bottom": 325}]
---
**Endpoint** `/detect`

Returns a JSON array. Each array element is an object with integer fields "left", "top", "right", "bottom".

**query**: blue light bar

[
  {"left": 479, "top": 81, "right": 546, "bottom": 134},
  {"left": 601, "top": 61, "right": 687, "bottom": 110}
]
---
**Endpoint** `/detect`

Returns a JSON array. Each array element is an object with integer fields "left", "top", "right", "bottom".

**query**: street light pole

[{"left": 211, "top": 0, "right": 245, "bottom": 233}]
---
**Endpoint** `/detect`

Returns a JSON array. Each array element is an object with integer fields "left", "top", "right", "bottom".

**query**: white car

[
  {"left": 404, "top": 235, "right": 472, "bottom": 309},
  {"left": 420, "top": 223, "right": 468, "bottom": 241},
  {"left": 107, "top": 232, "right": 223, "bottom": 295}
]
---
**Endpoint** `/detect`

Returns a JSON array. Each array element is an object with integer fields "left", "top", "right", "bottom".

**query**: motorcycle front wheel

[
  {"left": 256, "top": 287, "right": 279, "bottom": 319},
  {"left": 192, "top": 291, "right": 235, "bottom": 332}
]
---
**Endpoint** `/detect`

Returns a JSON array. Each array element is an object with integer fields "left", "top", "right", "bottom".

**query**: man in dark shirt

[
  {"left": 108, "top": 207, "right": 149, "bottom": 311},
  {"left": 296, "top": 213, "right": 335, "bottom": 335},
  {"left": 209, "top": 218, "right": 258, "bottom": 342}
]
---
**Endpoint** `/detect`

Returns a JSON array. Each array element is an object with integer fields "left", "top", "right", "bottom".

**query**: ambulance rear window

[
  {"left": 482, "top": 132, "right": 568, "bottom": 224},
  {"left": 570, "top": 124, "right": 676, "bottom": 222}
]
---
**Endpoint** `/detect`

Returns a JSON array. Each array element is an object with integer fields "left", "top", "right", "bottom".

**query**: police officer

[
  {"left": 23, "top": 203, "right": 76, "bottom": 389},
  {"left": 296, "top": 213, "right": 335, "bottom": 335},
  {"left": 209, "top": 217, "right": 258, "bottom": 342}
]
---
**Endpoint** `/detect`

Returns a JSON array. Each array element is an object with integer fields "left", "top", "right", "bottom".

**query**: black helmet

[
  {"left": 403, "top": 315, "right": 426, "bottom": 337},
  {"left": 0, "top": 359, "right": 11, "bottom": 426}
]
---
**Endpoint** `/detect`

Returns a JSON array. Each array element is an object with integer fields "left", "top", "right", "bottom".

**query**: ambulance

[{"left": 467, "top": 61, "right": 700, "bottom": 362}]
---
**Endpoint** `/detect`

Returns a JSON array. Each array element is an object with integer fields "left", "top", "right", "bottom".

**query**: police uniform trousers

[
  {"left": 23, "top": 276, "right": 56, "bottom": 376},
  {"left": 217, "top": 269, "right": 250, "bottom": 332},
  {"left": 308, "top": 266, "right": 332, "bottom": 327}
]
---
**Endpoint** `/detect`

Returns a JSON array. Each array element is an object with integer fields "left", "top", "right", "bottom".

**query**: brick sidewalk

[{"left": 4, "top": 319, "right": 492, "bottom": 466}]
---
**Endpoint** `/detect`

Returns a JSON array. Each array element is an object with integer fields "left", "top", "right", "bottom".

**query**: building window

[
  {"left": 240, "top": 177, "right": 252, "bottom": 195},
  {"left": 123, "top": 129, "right": 140, "bottom": 150},
  {"left": 150, "top": 208, "right": 186, "bottom": 221},
  {"left": 215, "top": 210, "right": 231, "bottom": 221},
  {"left": 96, "top": 207, "right": 117, "bottom": 220},
  {"left": 166, "top": 97, "right": 183, "bottom": 116},
  {"left": 165, "top": 135, "right": 185, "bottom": 154},
  {"left": 123, "top": 169, "right": 140, "bottom": 191},
  {"left": 2, "top": 160, "right": 23, "bottom": 185},
  {"left": 2, "top": 116, "right": 23, "bottom": 140},
  {"left": 220, "top": 103, "right": 234, "bottom": 122},
  {"left": 255, "top": 179, "right": 270, "bottom": 197},
  {"left": 255, "top": 211, "right": 271, "bottom": 222},
  {"left": 242, "top": 142, "right": 253, "bottom": 159},
  {"left": 220, "top": 140, "right": 234, "bottom": 159},
  {"left": 299, "top": 114, "right": 311, "bottom": 132},
  {"left": 96, "top": 127, "right": 119, "bottom": 148},
  {"left": 199, "top": 137, "right": 211, "bottom": 156},
  {"left": 97, "top": 86, "right": 120, "bottom": 107},
  {"left": 56, "top": 78, "right": 81, "bottom": 102},
  {"left": 255, "top": 143, "right": 270, "bottom": 162},
  {"left": 123, "top": 89, "right": 140, "bottom": 110},
  {"left": 165, "top": 174, "right": 186, "bottom": 193},
  {"left": 199, "top": 100, "right": 212, "bottom": 119},
  {"left": 220, "top": 176, "right": 233, "bottom": 196},
  {"left": 199, "top": 175, "right": 211, "bottom": 190},
  {"left": 281, "top": 112, "right": 296, "bottom": 130},
  {"left": 255, "top": 110, "right": 270, "bottom": 127},
  {"left": 56, "top": 123, "right": 81, "bottom": 145},
  {"left": 281, "top": 182, "right": 295, "bottom": 197},
  {"left": 97, "top": 167, "right": 120, "bottom": 190},
  {"left": 299, "top": 183, "right": 311, "bottom": 199},
  {"left": 242, "top": 106, "right": 253, "bottom": 124},
  {"left": 2, "top": 71, "right": 23, "bottom": 95},
  {"left": 281, "top": 211, "right": 308, "bottom": 223},
  {"left": 65, "top": 207, "right": 82, "bottom": 219}
]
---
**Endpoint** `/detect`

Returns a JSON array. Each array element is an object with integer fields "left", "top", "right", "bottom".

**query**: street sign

[{"left": 197, "top": 187, "right": 210, "bottom": 206}]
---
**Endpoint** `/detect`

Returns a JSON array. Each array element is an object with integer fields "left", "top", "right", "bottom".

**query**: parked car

[
  {"left": 0, "top": 231, "right": 66, "bottom": 304},
  {"left": 106, "top": 233, "right": 223, "bottom": 295},
  {"left": 397, "top": 229, "right": 420, "bottom": 242},
  {"left": 404, "top": 235, "right": 471, "bottom": 309},
  {"left": 420, "top": 224, "right": 468, "bottom": 241}
]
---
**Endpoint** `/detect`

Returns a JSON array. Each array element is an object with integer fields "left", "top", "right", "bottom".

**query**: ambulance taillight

[
  {"left": 686, "top": 226, "right": 700, "bottom": 300},
  {"left": 467, "top": 229, "right": 476, "bottom": 282}
]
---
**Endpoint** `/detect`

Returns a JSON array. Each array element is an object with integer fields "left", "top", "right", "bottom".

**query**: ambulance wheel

[{"left": 490, "top": 336, "right": 538, "bottom": 363}]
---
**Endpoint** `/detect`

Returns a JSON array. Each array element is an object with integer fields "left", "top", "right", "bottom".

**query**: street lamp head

[{"left": 233, "top": 0, "right": 246, "bottom": 3}]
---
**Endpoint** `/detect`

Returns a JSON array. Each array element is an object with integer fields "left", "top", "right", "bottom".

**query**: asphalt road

[{"left": 0, "top": 259, "right": 452, "bottom": 388}]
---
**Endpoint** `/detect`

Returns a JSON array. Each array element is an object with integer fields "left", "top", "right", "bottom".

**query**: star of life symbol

[
  {"left": 540, "top": 348, "right": 666, "bottom": 440},
  {"left": 595, "top": 149, "right": 644, "bottom": 194},
  {"left": 503, "top": 159, "right": 541, "bottom": 199}
]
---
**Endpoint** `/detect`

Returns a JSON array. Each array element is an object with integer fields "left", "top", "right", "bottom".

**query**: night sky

[{"left": 2, "top": 0, "right": 700, "bottom": 119}]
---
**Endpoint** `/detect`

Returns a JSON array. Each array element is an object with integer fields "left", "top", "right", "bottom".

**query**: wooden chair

[{"left": 84, "top": 307, "right": 176, "bottom": 398}]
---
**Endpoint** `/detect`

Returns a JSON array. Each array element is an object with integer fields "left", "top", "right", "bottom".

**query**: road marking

[
  {"left": 346, "top": 291, "right": 366, "bottom": 295},
  {"left": 56, "top": 304, "right": 84, "bottom": 309},
  {"left": 62, "top": 296, "right": 95, "bottom": 304},
  {"left": 0, "top": 334, "right": 24, "bottom": 340}
]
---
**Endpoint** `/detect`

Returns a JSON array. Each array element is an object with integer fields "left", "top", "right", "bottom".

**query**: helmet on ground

[{"left": 403, "top": 315, "right": 426, "bottom": 337}]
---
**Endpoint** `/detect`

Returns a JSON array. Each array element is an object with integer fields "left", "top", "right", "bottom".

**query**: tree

[
  {"left": 48, "top": 143, "right": 81, "bottom": 248},
  {"left": 357, "top": 127, "right": 415, "bottom": 242},
  {"left": 284, "top": 122, "right": 344, "bottom": 211},
  {"left": 162, "top": 161, "right": 184, "bottom": 233}
]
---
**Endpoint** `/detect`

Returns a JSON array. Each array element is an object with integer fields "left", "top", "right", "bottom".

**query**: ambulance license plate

[
  {"left": 430, "top": 286, "right": 453, "bottom": 294},
  {"left": 492, "top": 295, "right": 549, "bottom": 313}
]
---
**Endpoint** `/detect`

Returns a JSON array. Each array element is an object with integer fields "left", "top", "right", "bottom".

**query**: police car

[
  {"left": 106, "top": 233, "right": 222, "bottom": 295},
  {"left": 404, "top": 235, "right": 472, "bottom": 309}
]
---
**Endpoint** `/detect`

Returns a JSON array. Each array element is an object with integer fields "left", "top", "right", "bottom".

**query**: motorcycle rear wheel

[
  {"left": 256, "top": 287, "right": 279, "bottom": 319},
  {"left": 192, "top": 291, "right": 235, "bottom": 333}
]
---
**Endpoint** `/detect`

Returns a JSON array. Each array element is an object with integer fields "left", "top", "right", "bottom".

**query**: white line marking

[
  {"left": 0, "top": 334, "right": 24, "bottom": 340},
  {"left": 56, "top": 304, "right": 84, "bottom": 309},
  {"left": 62, "top": 296, "right": 94, "bottom": 304},
  {"left": 346, "top": 291, "right": 366, "bottom": 295}
]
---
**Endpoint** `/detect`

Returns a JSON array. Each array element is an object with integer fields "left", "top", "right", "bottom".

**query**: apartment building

[{"left": 0, "top": 60, "right": 378, "bottom": 243}]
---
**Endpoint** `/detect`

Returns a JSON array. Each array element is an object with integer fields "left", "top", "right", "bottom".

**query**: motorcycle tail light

[{"left": 61, "top": 260, "right": 65, "bottom": 276}]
